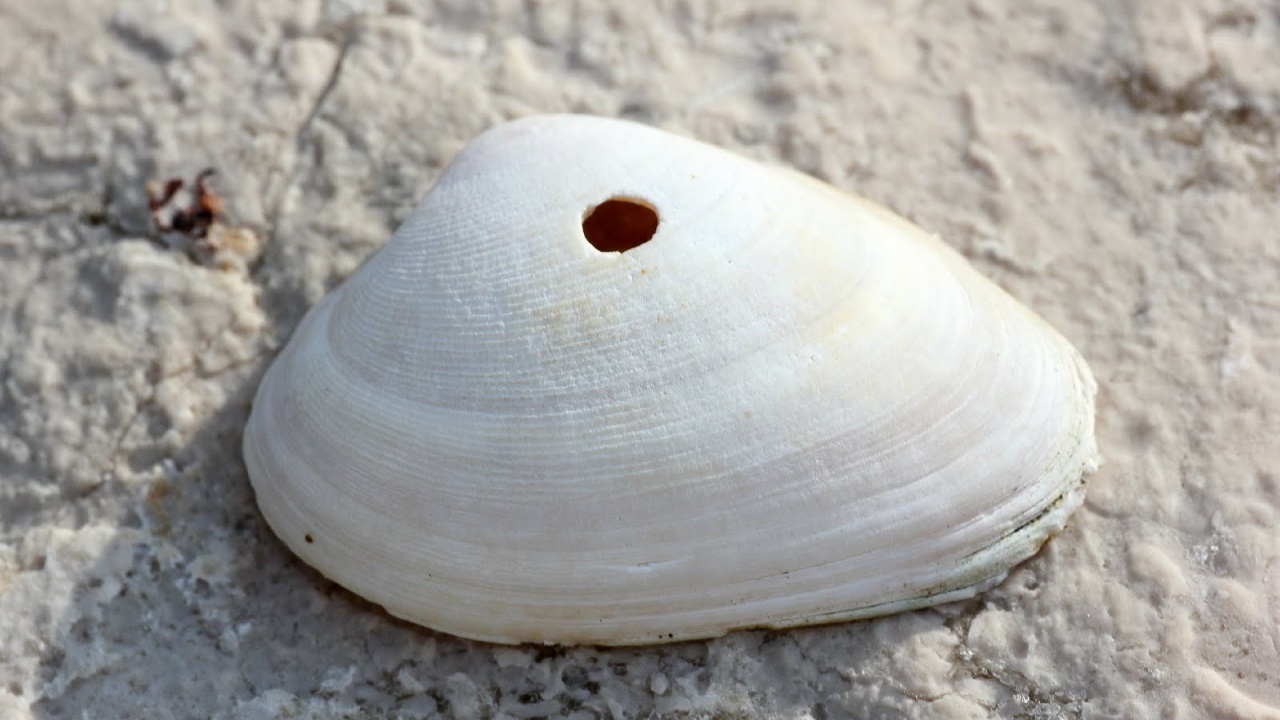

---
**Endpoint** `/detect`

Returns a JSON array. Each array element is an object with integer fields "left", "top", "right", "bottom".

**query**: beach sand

[{"left": 1, "top": 0, "right": 1278, "bottom": 717}]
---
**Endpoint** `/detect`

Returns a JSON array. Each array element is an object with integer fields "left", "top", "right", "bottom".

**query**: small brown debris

[
  {"left": 147, "top": 168, "right": 221, "bottom": 241},
  {"left": 145, "top": 168, "right": 262, "bottom": 271}
]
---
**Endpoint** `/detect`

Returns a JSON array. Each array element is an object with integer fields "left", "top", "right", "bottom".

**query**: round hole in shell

[{"left": 582, "top": 197, "right": 659, "bottom": 253}]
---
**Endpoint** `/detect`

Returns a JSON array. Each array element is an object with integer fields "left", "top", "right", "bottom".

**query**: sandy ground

[{"left": 1, "top": 0, "right": 1278, "bottom": 718}]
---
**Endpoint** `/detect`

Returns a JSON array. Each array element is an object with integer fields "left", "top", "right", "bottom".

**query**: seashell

[{"left": 243, "top": 114, "right": 1099, "bottom": 646}]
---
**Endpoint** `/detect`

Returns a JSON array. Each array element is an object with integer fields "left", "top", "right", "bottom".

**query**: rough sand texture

[{"left": 1, "top": 0, "right": 1278, "bottom": 718}]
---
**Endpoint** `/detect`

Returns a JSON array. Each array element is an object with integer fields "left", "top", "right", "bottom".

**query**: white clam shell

[{"left": 244, "top": 114, "right": 1099, "bottom": 646}]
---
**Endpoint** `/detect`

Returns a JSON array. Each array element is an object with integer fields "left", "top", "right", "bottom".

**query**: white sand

[{"left": 1, "top": 0, "right": 1278, "bottom": 718}]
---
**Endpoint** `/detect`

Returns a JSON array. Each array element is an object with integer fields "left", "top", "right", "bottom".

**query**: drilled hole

[{"left": 582, "top": 197, "right": 659, "bottom": 253}]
